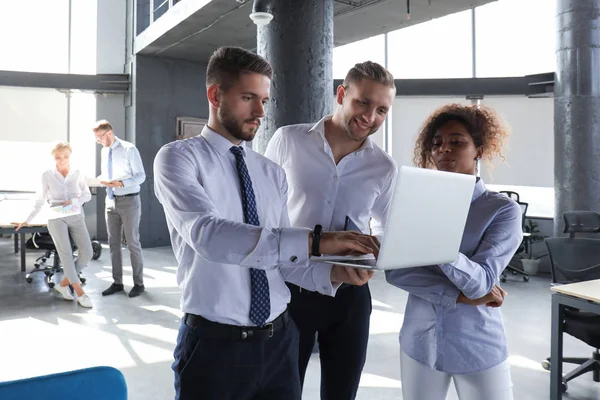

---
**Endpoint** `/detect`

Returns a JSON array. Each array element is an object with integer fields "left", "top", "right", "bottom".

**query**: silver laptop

[{"left": 312, "top": 166, "right": 475, "bottom": 270}]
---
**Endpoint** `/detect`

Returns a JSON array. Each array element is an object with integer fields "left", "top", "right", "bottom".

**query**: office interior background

[{"left": 0, "top": 0, "right": 599, "bottom": 399}]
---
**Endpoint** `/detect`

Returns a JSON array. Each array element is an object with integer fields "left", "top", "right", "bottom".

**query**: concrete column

[
  {"left": 554, "top": 0, "right": 600, "bottom": 235},
  {"left": 255, "top": 0, "right": 334, "bottom": 154}
]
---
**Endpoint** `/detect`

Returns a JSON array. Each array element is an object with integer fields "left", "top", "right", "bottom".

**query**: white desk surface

[{"left": 551, "top": 279, "right": 600, "bottom": 304}]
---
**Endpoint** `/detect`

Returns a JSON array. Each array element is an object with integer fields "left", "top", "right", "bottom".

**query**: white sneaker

[
  {"left": 77, "top": 294, "right": 93, "bottom": 308},
  {"left": 54, "top": 284, "right": 75, "bottom": 301}
]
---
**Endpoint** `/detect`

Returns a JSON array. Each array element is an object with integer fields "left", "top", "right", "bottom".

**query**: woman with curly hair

[{"left": 386, "top": 103, "right": 523, "bottom": 400}]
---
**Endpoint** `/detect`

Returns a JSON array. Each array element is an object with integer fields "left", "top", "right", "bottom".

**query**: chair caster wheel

[
  {"left": 92, "top": 241, "right": 102, "bottom": 260},
  {"left": 80, "top": 277, "right": 87, "bottom": 284},
  {"left": 25, "top": 276, "right": 33, "bottom": 283},
  {"left": 523, "top": 276, "right": 529, "bottom": 282},
  {"left": 48, "top": 282, "right": 55, "bottom": 288},
  {"left": 500, "top": 277, "right": 506, "bottom": 283},
  {"left": 541, "top": 360, "right": 550, "bottom": 371},
  {"left": 561, "top": 382, "right": 567, "bottom": 393},
  {"left": 34, "top": 263, "right": 40, "bottom": 268},
  {"left": 512, "top": 270, "right": 517, "bottom": 275}
]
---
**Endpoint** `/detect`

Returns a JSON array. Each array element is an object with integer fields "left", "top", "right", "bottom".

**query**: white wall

[
  {"left": 480, "top": 96, "right": 553, "bottom": 187},
  {"left": 389, "top": 95, "right": 554, "bottom": 187},
  {"left": 0, "top": 87, "right": 68, "bottom": 191}
]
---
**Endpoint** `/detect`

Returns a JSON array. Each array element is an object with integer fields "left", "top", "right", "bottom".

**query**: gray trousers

[
  {"left": 46, "top": 214, "right": 93, "bottom": 285},
  {"left": 106, "top": 195, "right": 144, "bottom": 286}
]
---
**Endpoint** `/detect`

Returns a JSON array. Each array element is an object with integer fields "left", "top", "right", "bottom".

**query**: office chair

[
  {"left": 499, "top": 191, "right": 530, "bottom": 282},
  {"left": 0, "top": 366, "right": 127, "bottom": 400},
  {"left": 542, "top": 210, "right": 600, "bottom": 393},
  {"left": 24, "top": 232, "right": 102, "bottom": 288}
]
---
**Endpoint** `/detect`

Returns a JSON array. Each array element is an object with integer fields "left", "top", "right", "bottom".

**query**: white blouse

[{"left": 26, "top": 168, "right": 92, "bottom": 223}]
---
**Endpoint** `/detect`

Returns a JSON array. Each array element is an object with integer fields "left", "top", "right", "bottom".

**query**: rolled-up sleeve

[
  {"left": 385, "top": 266, "right": 460, "bottom": 307},
  {"left": 438, "top": 201, "right": 523, "bottom": 299}
]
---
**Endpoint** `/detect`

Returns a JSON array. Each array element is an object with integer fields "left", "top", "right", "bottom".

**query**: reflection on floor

[{"left": 0, "top": 240, "right": 599, "bottom": 400}]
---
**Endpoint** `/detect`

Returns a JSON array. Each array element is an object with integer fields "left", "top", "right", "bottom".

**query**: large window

[
  {"left": 387, "top": 10, "right": 473, "bottom": 79},
  {"left": 0, "top": 0, "right": 70, "bottom": 73},
  {"left": 333, "top": 35, "right": 385, "bottom": 79},
  {"left": 475, "top": 0, "right": 556, "bottom": 77},
  {"left": 0, "top": 0, "right": 99, "bottom": 74}
]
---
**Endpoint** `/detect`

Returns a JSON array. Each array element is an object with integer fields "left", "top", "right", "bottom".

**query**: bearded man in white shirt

[
  {"left": 153, "top": 46, "right": 380, "bottom": 400},
  {"left": 265, "top": 61, "right": 397, "bottom": 400}
]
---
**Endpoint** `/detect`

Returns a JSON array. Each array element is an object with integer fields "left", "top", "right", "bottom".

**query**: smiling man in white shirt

[
  {"left": 153, "top": 47, "right": 379, "bottom": 400},
  {"left": 264, "top": 61, "right": 397, "bottom": 400}
]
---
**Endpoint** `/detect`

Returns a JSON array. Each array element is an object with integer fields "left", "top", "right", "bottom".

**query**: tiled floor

[{"left": 0, "top": 239, "right": 599, "bottom": 399}]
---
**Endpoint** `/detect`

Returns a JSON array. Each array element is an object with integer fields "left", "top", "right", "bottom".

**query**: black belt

[
  {"left": 114, "top": 192, "right": 139, "bottom": 198},
  {"left": 183, "top": 310, "right": 289, "bottom": 341}
]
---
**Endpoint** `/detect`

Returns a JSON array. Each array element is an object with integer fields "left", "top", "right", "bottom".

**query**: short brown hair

[
  {"left": 93, "top": 119, "right": 113, "bottom": 132},
  {"left": 413, "top": 103, "right": 510, "bottom": 169},
  {"left": 206, "top": 46, "right": 273, "bottom": 90},
  {"left": 51, "top": 141, "right": 72, "bottom": 155},
  {"left": 342, "top": 61, "right": 395, "bottom": 90}
]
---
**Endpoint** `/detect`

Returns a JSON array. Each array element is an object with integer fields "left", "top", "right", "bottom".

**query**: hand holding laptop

[{"left": 331, "top": 265, "right": 374, "bottom": 286}]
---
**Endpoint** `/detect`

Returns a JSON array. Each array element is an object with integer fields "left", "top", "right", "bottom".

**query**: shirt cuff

[
  {"left": 278, "top": 227, "right": 311, "bottom": 267},
  {"left": 311, "top": 263, "right": 339, "bottom": 296}
]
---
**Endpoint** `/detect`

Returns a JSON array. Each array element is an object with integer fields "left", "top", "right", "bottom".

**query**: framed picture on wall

[{"left": 176, "top": 117, "right": 207, "bottom": 140}]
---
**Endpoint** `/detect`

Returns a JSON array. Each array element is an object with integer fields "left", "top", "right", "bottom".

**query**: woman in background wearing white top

[{"left": 14, "top": 142, "right": 93, "bottom": 308}]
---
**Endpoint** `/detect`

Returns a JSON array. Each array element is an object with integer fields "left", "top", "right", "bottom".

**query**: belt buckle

[{"left": 265, "top": 323, "right": 274, "bottom": 338}]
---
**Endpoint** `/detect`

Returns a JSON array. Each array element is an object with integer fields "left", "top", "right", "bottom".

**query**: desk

[
  {"left": 0, "top": 194, "right": 48, "bottom": 272},
  {"left": 550, "top": 279, "right": 600, "bottom": 399}
]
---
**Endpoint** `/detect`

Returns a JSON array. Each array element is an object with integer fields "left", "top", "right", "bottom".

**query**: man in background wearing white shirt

[
  {"left": 153, "top": 46, "right": 379, "bottom": 400},
  {"left": 265, "top": 61, "right": 397, "bottom": 400},
  {"left": 93, "top": 120, "right": 147, "bottom": 298}
]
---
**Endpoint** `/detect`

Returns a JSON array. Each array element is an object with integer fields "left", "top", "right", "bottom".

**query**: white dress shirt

[
  {"left": 26, "top": 168, "right": 92, "bottom": 223},
  {"left": 264, "top": 115, "right": 397, "bottom": 238},
  {"left": 153, "top": 126, "right": 337, "bottom": 327},
  {"left": 100, "top": 137, "right": 146, "bottom": 196}
]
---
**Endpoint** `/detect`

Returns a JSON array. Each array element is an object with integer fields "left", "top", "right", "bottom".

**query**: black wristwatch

[{"left": 311, "top": 224, "right": 323, "bottom": 256}]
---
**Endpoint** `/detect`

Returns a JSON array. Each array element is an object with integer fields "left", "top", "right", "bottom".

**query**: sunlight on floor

[
  {"left": 0, "top": 316, "right": 176, "bottom": 382},
  {"left": 372, "top": 298, "right": 394, "bottom": 309},
  {"left": 508, "top": 354, "right": 549, "bottom": 373},
  {"left": 369, "top": 308, "right": 404, "bottom": 335},
  {"left": 359, "top": 372, "right": 402, "bottom": 388},
  {"left": 140, "top": 305, "right": 183, "bottom": 318},
  {"left": 117, "top": 323, "right": 178, "bottom": 345}
]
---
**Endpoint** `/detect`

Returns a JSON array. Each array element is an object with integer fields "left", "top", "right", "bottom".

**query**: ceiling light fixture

[{"left": 250, "top": 0, "right": 273, "bottom": 26}]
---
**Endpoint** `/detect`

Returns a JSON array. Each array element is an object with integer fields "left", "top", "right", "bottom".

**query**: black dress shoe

[
  {"left": 129, "top": 284, "right": 145, "bottom": 298},
  {"left": 102, "top": 283, "right": 124, "bottom": 296}
]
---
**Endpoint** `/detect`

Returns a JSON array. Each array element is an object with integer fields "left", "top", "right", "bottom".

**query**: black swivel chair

[
  {"left": 542, "top": 210, "right": 600, "bottom": 393},
  {"left": 499, "top": 191, "right": 531, "bottom": 282},
  {"left": 25, "top": 232, "right": 102, "bottom": 288}
]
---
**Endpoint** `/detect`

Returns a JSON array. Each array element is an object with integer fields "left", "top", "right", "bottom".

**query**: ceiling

[{"left": 134, "top": 0, "right": 496, "bottom": 63}]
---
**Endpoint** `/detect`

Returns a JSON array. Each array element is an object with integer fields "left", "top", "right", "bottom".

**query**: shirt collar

[
  {"left": 472, "top": 177, "right": 487, "bottom": 202},
  {"left": 308, "top": 114, "right": 374, "bottom": 153},
  {"left": 201, "top": 125, "right": 248, "bottom": 156},
  {"left": 53, "top": 168, "right": 73, "bottom": 178},
  {"left": 110, "top": 137, "right": 121, "bottom": 150}
]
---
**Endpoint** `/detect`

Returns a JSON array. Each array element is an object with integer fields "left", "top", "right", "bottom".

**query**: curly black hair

[{"left": 413, "top": 103, "right": 510, "bottom": 169}]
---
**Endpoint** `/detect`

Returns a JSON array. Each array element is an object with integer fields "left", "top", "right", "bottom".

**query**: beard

[
  {"left": 341, "top": 114, "right": 378, "bottom": 142},
  {"left": 218, "top": 106, "right": 260, "bottom": 142}
]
